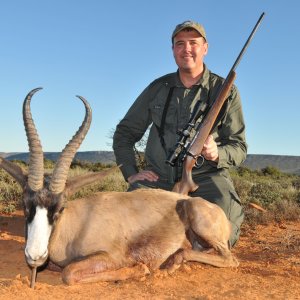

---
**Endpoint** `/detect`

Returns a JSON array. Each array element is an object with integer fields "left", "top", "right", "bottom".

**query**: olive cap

[{"left": 172, "top": 20, "right": 207, "bottom": 42}]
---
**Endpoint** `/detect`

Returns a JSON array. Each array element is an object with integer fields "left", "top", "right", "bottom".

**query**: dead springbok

[{"left": 0, "top": 88, "right": 238, "bottom": 286}]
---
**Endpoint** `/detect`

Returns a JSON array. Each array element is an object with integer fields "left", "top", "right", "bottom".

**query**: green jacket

[{"left": 113, "top": 66, "right": 247, "bottom": 182}]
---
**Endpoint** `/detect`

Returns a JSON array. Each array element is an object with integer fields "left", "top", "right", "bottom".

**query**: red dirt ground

[{"left": 0, "top": 210, "right": 299, "bottom": 300}]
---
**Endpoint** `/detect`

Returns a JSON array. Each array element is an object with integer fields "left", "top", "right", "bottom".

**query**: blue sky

[{"left": 0, "top": 0, "right": 299, "bottom": 156}]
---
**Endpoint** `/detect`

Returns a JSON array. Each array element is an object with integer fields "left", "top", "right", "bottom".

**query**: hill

[
  {"left": 242, "top": 154, "right": 300, "bottom": 175},
  {"left": 4, "top": 151, "right": 116, "bottom": 164},
  {"left": 2, "top": 152, "right": 300, "bottom": 175},
  {"left": 0, "top": 152, "right": 21, "bottom": 159}
]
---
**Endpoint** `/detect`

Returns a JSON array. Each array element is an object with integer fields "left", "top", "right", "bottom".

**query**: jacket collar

[{"left": 174, "top": 64, "right": 210, "bottom": 88}]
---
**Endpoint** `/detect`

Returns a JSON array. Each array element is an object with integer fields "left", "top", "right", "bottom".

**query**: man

[{"left": 113, "top": 20, "right": 247, "bottom": 247}]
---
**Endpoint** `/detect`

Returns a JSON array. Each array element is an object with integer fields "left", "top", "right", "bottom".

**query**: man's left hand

[{"left": 201, "top": 135, "right": 219, "bottom": 162}]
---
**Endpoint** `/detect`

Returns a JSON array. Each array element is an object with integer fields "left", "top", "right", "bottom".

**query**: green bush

[
  {"left": 70, "top": 170, "right": 128, "bottom": 200},
  {"left": 261, "top": 166, "right": 282, "bottom": 177},
  {"left": 248, "top": 182, "right": 281, "bottom": 207},
  {"left": 0, "top": 169, "right": 23, "bottom": 213},
  {"left": 44, "top": 158, "right": 55, "bottom": 169},
  {"left": 232, "top": 166, "right": 300, "bottom": 222},
  {"left": 1, "top": 161, "right": 299, "bottom": 224},
  {"left": 70, "top": 159, "right": 114, "bottom": 172}
]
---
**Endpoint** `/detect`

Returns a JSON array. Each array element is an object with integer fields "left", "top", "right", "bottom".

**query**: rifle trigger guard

[
  {"left": 186, "top": 152, "right": 204, "bottom": 169},
  {"left": 195, "top": 155, "right": 204, "bottom": 168}
]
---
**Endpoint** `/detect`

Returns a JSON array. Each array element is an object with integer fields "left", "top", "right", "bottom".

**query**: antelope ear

[
  {"left": 64, "top": 166, "right": 119, "bottom": 197},
  {"left": 0, "top": 157, "right": 27, "bottom": 188}
]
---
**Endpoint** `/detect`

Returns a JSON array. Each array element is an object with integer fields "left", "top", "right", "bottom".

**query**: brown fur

[
  {"left": 1, "top": 158, "right": 238, "bottom": 285},
  {"left": 0, "top": 88, "right": 238, "bottom": 285},
  {"left": 46, "top": 188, "right": 238, "bottom": 285}
]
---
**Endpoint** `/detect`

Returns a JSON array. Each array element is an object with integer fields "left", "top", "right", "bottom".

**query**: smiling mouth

[{"left": 182, "top": 56, "right": 193, "bottom": 60}]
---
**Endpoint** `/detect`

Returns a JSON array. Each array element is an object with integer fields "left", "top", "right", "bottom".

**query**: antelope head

[{"left": 0, "top": 88, "right": 92, "bottom": 268}]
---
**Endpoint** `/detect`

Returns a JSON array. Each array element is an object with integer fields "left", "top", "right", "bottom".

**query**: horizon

[
  {"left": 1, "top": 151, "right": 299, "bottom": 158},
  {"left": 1, "top": 1, "right": 299, "bottom": 156}
]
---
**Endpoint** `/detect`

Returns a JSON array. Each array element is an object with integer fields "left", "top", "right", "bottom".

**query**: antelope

[{"left": 0, "top": 88, "right": 238, "bottom": 287}]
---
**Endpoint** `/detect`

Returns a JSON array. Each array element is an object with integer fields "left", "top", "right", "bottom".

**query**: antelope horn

[
  {"left": 23, "top": 88, "right": 44, "bottom": 191},
  {"left": 49, "top": 96, "right": 92, "bottom": 194}
]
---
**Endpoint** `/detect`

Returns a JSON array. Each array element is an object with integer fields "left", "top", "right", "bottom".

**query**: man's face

[{"left": 173, "top": 29, "right": 208, "bottom": 73}]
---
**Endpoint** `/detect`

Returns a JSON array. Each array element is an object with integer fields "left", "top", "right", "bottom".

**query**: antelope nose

[{"left": 25, "top": 248, "right": 49, "bottom": 267}]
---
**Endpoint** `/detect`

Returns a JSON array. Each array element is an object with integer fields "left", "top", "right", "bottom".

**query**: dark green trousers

[{"left": 128, "top": 169, "right": 244, "bottom": 248}]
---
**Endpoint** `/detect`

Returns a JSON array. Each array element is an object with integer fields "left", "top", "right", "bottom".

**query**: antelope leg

[
  {"left": 62, "top": 252, "right": 150, "bottom": 285},
  {"left": 167, "top": 248, "right": 238, "bottom": 272}
]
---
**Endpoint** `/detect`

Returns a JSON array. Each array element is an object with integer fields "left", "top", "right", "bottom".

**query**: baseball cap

[{"left": 172, "top": 20, "right": 207, "bottom": 42}]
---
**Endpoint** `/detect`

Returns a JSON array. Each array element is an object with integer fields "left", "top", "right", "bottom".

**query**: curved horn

[
  {"left": 49, "top": 96, "right": 92, "bottom": 194},
  {"left": 23, "top": 88, "right": 44, "bottom": 191}
]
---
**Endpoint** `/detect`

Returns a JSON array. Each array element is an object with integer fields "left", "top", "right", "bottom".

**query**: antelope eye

[
  {"left": 47, "top": 203, "right": 62, "bottom": 224},
  {"left": 54, "top": 207, "right": 65, "bottom": 220},
  {"left": 24, "top": 204, "right": 36, "bottom": 223}
]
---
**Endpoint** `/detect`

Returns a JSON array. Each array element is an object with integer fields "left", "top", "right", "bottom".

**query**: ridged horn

[
  {"left": 23, "top": 88, "right": 44, "bottom": 191},
  {"left": 49, "top": 96, "right": 92, "bottom": 194}
]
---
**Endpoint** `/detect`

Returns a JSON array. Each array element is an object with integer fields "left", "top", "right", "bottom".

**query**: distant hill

[
  {"left": 242, "top": 154, "right": 300, "bottom": 175},
  {"left": 3, "top": 151, "right": 116, "bottom": 164},
  {"left": 2, "top": 152, "right": 300, "bottom": 175},
  {"left": 0, "top": 152, "right": 21, "bottom": 159}
]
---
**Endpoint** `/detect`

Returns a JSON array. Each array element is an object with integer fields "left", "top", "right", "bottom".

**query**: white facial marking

[{"left": 25, "top": 206, "right": 52, "bottom": 264}]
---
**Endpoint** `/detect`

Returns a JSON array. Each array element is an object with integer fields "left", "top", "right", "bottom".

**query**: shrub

[
  {"left": 70, "top": 168, "right": 127, "bottom": 200},
  {"left": 71, "top": 159, "right": 93, "bottom": 170},
  {"left": 292, "top": 178, "right": 300, "bottom": 190},
  {"left": 270, "top": 199, "right": 300, "bottom": 222},
  {"left": 44, "top": 158, "right": 55, "bottom": 169},
  {"left": 235, "top": 166, "right": 253, "bottom": 177},
  {"left": 1, "top": 161, "right": 299, "bottom": 226},
  {"left": 231, "top": 176, "right": 253, "bottom": 203},
  {"left": 70, "top": 160, "right": 114, "bottom": 172},
  {"left": 0, "top": 169, "right": 23, "bottom": 213},
  {"left": 261, "top": 166, "right": 282, "bottom": 178},
  {"left": 248, "top": 182, "right": 282, "bottom": 207}
]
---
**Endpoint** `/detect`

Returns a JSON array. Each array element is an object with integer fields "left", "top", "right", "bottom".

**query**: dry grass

[
  {"left": 69, "top": 168, "right": 128, "bottom": 200},
  {"left": 232, "top": 167, "right": 300, "bottom": 224},
  {"left": 1, "top": 162, "right": 300, "bottom": 226},
  {"left": 0, "top": 169, "right": 22, "bottom": 213}
]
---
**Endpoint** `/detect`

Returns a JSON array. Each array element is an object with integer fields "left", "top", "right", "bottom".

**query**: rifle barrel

[{"left": 230, "top": 12, "right": 265, "bottom": 73}]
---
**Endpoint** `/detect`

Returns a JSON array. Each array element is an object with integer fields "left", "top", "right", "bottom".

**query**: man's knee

[{"left": 228, "top": 193, "right": 244, "bottom": 247}]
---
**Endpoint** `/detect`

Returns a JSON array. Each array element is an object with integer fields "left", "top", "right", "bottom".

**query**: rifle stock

[{"left": 173, "top": 71, "right": 236, "bottom": 195}]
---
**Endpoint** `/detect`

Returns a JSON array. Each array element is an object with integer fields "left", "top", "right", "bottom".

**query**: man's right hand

[{"left": 127, "top": 170, "right": 159, "bottom": 184}]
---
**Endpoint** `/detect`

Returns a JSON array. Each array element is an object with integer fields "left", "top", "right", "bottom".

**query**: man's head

[
  {"left": 172, "top": 20, "right": 208, "bottom": 77},
  {"left": 172, "top": 20, "right": 207, "bottom": 45}
]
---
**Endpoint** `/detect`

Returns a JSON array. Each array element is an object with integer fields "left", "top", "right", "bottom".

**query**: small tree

[{"left": 108, "top": 127, "right": 150, "bottom": 170}]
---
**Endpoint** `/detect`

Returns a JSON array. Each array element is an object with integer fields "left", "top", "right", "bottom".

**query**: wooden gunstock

[
  {"left": 173, "top": 155, "right": 198, "bottom": 194},
  {"left": 173, "top": 71, "right": 236, "bottom": 195}
]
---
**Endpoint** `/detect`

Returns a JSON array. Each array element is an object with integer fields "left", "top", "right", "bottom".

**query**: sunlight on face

[{"left": 173, "top": 30, "right": 208, "bottom": 74}]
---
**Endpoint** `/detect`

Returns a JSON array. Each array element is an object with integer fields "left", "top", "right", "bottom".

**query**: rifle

[{"left": 167, "top": 13, "right": 265, "bottom": 195}]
